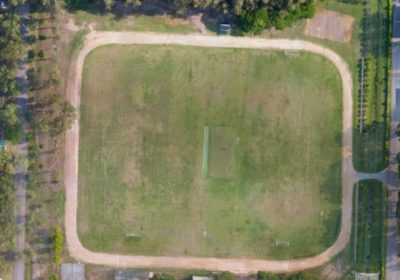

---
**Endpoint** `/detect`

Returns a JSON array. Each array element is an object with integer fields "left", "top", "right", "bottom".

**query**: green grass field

[
  {"left": 78, "top": 45, "right": 343, "bottom": 259},
  {"left": 352, "top": 180, "right": 386, "bottom": 273}
]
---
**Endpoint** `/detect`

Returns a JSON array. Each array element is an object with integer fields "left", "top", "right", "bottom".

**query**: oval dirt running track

[{"left": 64, "top": 31, "right": 356, "bottom": 273}]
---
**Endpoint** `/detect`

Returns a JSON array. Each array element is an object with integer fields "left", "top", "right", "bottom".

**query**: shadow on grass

[{"left": 319, "top": 160, "right": 342, "bottom": 205}]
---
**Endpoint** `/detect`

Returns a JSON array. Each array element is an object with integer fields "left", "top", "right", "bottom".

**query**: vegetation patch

[
  {"left": 78, "top": 45, "right": 342, "bottom": 259},
  {"left": 353, "top": 0, "right": 391, "bottom": 172},
  {"left": 352, "top": 180, "right": 386, "bottom": 273}
]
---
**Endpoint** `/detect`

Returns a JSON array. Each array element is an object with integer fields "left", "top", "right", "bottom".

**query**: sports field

[{"left": 78, "top": 45, "right": 343, "bottom": 259}]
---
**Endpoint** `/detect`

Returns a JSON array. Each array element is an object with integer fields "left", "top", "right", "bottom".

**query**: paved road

[
  {"left": 385, "top": 1, "right": 400, "bottom": 278},
  {"left": 12, "top": 4, "right": 29, "bottom": 280},
  {"left": 64, "top": 32, "right": 355, "bottom": 273}
]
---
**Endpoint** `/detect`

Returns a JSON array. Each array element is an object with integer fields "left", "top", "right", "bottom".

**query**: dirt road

[
  {"left": 12, "top": 4, "right": 30, "bottom": 280},
  {"left": 64, "top": 31, "right": 355, "bottom": 273}
]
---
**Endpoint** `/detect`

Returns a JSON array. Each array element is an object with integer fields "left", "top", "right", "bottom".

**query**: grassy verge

[
  {"left": 68, "top": 27, "right": 90, "bottom": 56},
  {"left": 24, "top": 9, "right": 68, "bottom": 278},
  {"left": 72, "top": 11, "right": 196, "bottom": 33},
  {"left": 352, "top": 180, "right": 386, "bottom": 274},
  {"left": 78, "top": 45, "right": 342, "bottom": 259}
]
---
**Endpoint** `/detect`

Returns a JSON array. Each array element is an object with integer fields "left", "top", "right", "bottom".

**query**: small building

[
  {"left": 192, "top": 276, "right": 214, "bottom": 280},
  {"left": 61, "top": 263, "right": 85, "bottom": 280},
  {"left": 114, "top": 270, "right": 154, "bottom": 280},
  {"left": 219, "top": 24, "right": 231, "bottom": 34}
]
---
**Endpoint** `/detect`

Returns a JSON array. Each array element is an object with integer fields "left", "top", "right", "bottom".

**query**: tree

[
  {"left": 103, "top": 0, "right": 114, "bottom": 10},
  {"left": 299, "top": 1, "right": 316, "bottom": 19},
  {"left": 0, "top": 103, "right": 22, "bottom": 143},
  {"left": 28, "top": 49, "right": 36, "bottom": 60},
  {"left": 257, "top": 271, "right": 279, "bottom": 280},
  {"left": 239, "top": 9, "right": 270, "bottom": 34},
  {"left": 38, "top": 50, "right": 45, "bottom": 60}
]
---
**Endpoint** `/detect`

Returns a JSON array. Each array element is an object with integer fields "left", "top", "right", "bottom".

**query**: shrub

[
  {"left": 217, "top": 272, "right": 235, "bottom": 280},
  {"left": 27, "top": 50, "right": 36, "bottom": 59},
  {"left": 257, "top": 271, "right": 279, "bottom": 280},
  {"left": 38, "top": 50, "right": 45, "bottom": 59},
  {"left": 53, "top": 227, "right": 63, "bottom": 264},
  {"left": 49, "top": 274, "right": 59, "bottom": 280},
  {"left": 287, "top": 272, "right": 319, "bottom": 280},
  {"left": 153, "top": 274, "right": 176, "bottom": 280},
  {"left": 53, "top": 255, "right": 61, "bottom": 264}
]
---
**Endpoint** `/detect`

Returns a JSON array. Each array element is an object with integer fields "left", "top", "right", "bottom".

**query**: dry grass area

[
  {"left": 77, "top": 45, "right": 343, "bottom": 260},
  {"left": 305, "top": 9, "right": 355, "bottom": 43}
]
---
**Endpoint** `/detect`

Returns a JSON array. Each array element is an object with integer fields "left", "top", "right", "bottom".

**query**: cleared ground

[
  {"left": 77, "top": 45, "right": 343, "bottom": 259},
  {"left": 305, "top": 9, "right": 355, "bottom": 43}
]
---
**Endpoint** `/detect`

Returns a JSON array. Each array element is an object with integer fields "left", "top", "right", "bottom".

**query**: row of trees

[
  {"left": 24, "top": 10, "right": 76, "bottom": 136},
  {"left": 0, "top": 150, "right": 17, "bottom": 272},
  {"left": 27, "top": 65, "right": 76, "bottom": 136},
  {"left": 64, "top": 0, "right": 315, "bottom": 34},
  {"left": 0, "top": 1, "right": 26, "bottom": 274},
  {"left": 0, "top": 9, "right": 24, "bottom": 143}
]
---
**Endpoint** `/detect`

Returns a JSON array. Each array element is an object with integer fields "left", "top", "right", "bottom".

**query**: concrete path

[
  {"left": 12, "top": 4, "right": 30, "bottom": 280},
  {"left": 64, "top": 31, "right": 355, "bottom": 273}
]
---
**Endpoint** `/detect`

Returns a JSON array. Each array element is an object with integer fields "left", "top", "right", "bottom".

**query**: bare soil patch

[{"left": 305, "top": 10, "right": 354, "bottom": 43}]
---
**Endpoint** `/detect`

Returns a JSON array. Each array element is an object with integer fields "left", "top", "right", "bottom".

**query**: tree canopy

[{"left": 63, "top": 0, "right": 315, "bottom": 33}]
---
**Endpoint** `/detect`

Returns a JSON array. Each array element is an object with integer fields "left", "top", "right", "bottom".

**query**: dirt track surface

[{"left": 64, "top": 31, "right": 355, "bottom": 273}]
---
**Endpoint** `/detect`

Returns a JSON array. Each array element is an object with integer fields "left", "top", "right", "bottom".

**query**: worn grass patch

[{"left": 78, "top": 45, "right": 342, "bottom": 259}]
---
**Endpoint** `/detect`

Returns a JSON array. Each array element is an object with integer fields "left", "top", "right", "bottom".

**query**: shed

[
  {"left": 192, "top": 276, "right": 214, "bottom": 280},
  {"left": 61, "top": 263, "right": 85, "bottom": 280},
  {"left": 114, "top": 270, "right": 154, "bottom": 280},
  {"left": 219, "top": 24, "right": 231, "bottom": 33}
]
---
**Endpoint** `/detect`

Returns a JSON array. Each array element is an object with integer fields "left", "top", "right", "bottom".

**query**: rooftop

[
  {"left": 61, "top": 263, "right": 85, "bottom": 280},
  {"left": 114, "top": 270, "right": 154, "bottom": 280}
]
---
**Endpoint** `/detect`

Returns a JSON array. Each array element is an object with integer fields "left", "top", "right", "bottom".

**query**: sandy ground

[
  {"left": 63, "top": 31, "right": 355, "bottom": 273},
  {"left": 305, "top": 10, "right": 355, "bottom": 43},
  {"left": 189, "top": 13, "right": 207, "bottom": 34}
]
